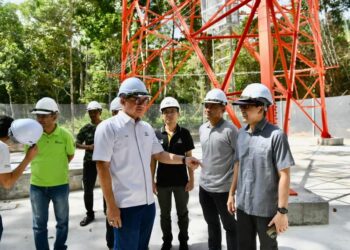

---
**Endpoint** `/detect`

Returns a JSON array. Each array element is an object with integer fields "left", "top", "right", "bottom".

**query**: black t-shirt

[{"left": 155, "top": 125, "right": 195, "bottom": 187}]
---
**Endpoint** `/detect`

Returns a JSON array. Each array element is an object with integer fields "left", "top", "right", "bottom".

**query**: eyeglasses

[
  {"left": 126, "top": 95, "right": 150, "bottom": 105},
  {"left": 239, "top": 104, "right": 258, "bottom": 110}
]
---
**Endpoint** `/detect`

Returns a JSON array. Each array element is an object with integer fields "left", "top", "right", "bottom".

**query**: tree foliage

[{"left": 0, "top": 0, "right": 349, "bottom": 106}]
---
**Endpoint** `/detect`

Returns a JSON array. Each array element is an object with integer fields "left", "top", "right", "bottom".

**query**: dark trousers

[
  {"left": 104, "top": 198, "right": 114, "bottom": 248},
  {"left": 114, "top": 203, "right": 156, "bottom": 250},
  {"left": 199, "top": 186, "right": 237, "bottom": 250},
  {"left": 82, "top": 160, "right": 97, "bottom": 218},
  {"left": 0, "top": 214, "right": 2, "bottom": 241},
  {"left": 237, "top": 209, "right": 278, "bottom": 250},
  {"left": 157, "top": 186, "right": 189, "bottom": 244}
]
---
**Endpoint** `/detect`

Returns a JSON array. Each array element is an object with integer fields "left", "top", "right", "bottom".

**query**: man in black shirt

[
  {"left": 151, "top": 97, "right": 195, "bottom": 250},
  {"left": 76, "top": 101, "right": 102, "bottom": 226}
]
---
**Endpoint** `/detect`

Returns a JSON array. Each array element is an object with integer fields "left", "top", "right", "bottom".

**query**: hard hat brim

[
  {"left": 232, "top": 99, "right": 263, "bottom": 106},
  {"left": 31, "top": 110, "right": 54, "bottom": 115},
  {"left": 202, "top": 100, "right": 227, "bottom": 105},
  {"left": 86, "top": 108, "right": 102, "bottom": 111}
]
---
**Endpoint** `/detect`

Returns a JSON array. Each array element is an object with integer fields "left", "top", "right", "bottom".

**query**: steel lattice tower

[{"left": 119, "top": 0, "right": 333, "bottom": 138}]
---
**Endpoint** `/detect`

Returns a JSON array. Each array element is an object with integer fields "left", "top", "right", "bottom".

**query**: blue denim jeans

[
  {"left": 114, "top": 203, "right": 156, "bottom": 250},
  {"left": 30, "top": 184, "right": 69, "bottom": 250}
]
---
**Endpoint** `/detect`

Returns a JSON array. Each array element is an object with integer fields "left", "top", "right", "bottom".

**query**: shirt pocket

[
  {"left": 115, "top": 132, "right": 130, "bottom": 150},
  {"left": 250, "top": 144, "right": 270, "bottom": 168}
]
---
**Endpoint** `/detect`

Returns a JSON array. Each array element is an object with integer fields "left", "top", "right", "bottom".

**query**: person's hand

[
  {"left": 107, "top": 205, "right": 122, "bottom": 228},
  {"left": 268, "top": 212, "right": 288, "bottom": 234},
  {"left": 185, "top": 179, "right": 194, "bottom": 192},
  {"left": 88, "top": 144, "right": 94, "bottom": 151},
  {"left": 152, "top": 181, "right": 158, "bottom": 195},
  {"left": 185, "top": 156, "right": 200, "bottom": 170},
  {"left": 24, "top": 145, "right": 38, "bottom": 161},
  {"left": 227, "top": 195, "right": 236, "bottom": 215}
]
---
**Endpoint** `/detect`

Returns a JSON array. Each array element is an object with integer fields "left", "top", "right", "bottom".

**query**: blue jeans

[
  {"left": 30, "top": 184, "right": 69, "bottom": 250},
  {"left": 114, "top": 203, "right": 156, "bottom": 250}
]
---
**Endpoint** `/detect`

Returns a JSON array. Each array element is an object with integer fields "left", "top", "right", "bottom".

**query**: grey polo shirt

[
  {"left": 199, "top": 119, "right": 238, "bottom": 193},
  {"left": 235, "top": 118, "right": 295, "bottom": 217}
]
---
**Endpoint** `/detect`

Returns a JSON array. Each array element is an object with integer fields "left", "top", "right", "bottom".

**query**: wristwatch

[
  {"left": 182, "top": 156, "right": 187, "bottom": 164},
  {"left": 277, "top": 207, "right": 288, "bottom": 214}
]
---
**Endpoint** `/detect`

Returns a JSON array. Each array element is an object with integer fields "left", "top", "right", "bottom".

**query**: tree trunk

[{"left": 69, "top": 0, "right": 75, "bottom": 135}]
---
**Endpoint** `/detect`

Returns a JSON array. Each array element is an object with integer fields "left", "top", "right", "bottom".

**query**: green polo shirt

[{"left": 29, "top": 125, "right": 75, "bottom": 187}]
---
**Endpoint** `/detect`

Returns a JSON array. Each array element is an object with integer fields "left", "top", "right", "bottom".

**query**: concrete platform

[
  {"left": 318, "top": 137, "right": 344, "bottom": 146},
  {"left": 289, "top": 185, "right": 329, "bottom": 225}
]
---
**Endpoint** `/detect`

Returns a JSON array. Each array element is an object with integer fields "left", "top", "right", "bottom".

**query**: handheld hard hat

[
  {"left": 159, "top": 97, "right": 180, "bottom": 112},
  {"left": 86, "top": 101, "right": 102, "bottom": 111},
  {"left": 31, "top": 97, "right": 59, "bottom": 114},
  {"left": 117, "top": 77, "right": 150, "bottom": 97},
  {"left": 203, "top": 88, "right": 228, "bottom": 105},
  {"left": 8, "top": 119, "right": 43, "bottom": 146},
  {"left": 233, "top": 83, "right": 273, "bottom": 106},
  {"left": 110, "top": 97, "right": 122, "bottom": 112}
]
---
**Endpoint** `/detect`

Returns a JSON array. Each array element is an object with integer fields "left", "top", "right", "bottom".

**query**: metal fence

[{"left": 1, "top": 94, "right": 349, "bottom": 139}]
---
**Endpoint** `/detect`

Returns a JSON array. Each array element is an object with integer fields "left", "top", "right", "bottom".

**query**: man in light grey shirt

[
  {"left": 199, "top": 88, "right": 238, "bottom": 250},
  {"left": 228, "top": 83, "right": 294, "bottom": 250}
]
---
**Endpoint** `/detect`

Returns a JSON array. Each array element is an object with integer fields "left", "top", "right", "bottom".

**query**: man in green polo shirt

[{"left": 30, "top": 97, "right": 75, "bottom": 250}]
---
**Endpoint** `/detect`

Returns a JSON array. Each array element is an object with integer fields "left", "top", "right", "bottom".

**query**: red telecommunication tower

[{"left": 119, "top": 0, "right": 333, "bottom": 138}]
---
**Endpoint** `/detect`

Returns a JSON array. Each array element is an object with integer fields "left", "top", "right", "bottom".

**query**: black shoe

[
  {"left": 160, "top": 242, "right": 172, "bottom": 250},
  {"left": 80, "top": 216, "right": 94, "bottom": 226},
  {"left": 179, "top": 242, "right": 188, "bottom": 250}
]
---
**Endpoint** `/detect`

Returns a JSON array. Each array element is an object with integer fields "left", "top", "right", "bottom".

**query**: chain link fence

[{"left": 1, "top": 95, "right": 349, "bottom": 139}]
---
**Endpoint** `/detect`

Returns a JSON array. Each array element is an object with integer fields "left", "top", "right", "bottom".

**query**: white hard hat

[
  {"left": 110, "top": 97, "right": 122, "bottom": 112},
  {"left": 117, "top": 77, "right": 149, "bottom": 97},
  {"left": 31, "top": 97, "right": 59, "bottom": 114},
  {"left": 8, "top": 119, "right": 43, "bottom": 146},
  {"left": 233, "top": 83, "right": 273, "bottom": 106},
  {"left": 159, "top": 97, "right": 180, "bottom": 112},
  {"left": 86, "top": 101, "right": 102, "bottom": 111},
  {"left": 203, "top": 88, "right": 228, "bottom": 105}
]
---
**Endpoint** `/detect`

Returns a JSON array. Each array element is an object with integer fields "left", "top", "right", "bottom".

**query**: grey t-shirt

[
  {"left": 199, "top": 119, "right": 238, "bottom": 192},
  {"left": 235, "top": 118, "right": 295, "bottom": 217}
]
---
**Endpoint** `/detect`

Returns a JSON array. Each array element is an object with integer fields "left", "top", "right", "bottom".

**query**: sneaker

[
  {"left": 80, "top": 216, "right": 94, "bottom": 226},
  {"left": 160, "top": 242, "right": 172, "bottom": 250},
  {"left": 179, "top": 242, "right": 188, "bottom": 250}
]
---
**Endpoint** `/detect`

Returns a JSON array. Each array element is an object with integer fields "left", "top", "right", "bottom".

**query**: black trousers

[
  {"left": 104, "top": 199, "right": 114, "bottom": 248},
  {"left": 157, "top": 186, "right": 189, "bottom": 244},
  {"left": 237, "top": 209, "right": 278, "bottom": 250},
  {"left": 82, "top": 160, "right": 97, "bottom": 218},
  {"left": 199, "top": 186, "right": 238, "bottom": 250}
]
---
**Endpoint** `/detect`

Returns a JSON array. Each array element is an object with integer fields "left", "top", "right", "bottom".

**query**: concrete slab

[
  {"left": 318, "top": 137, "right": 344, "bottom": 146},
  {"left": 289, "top": 186, "right": 329, "bottom": 225}
]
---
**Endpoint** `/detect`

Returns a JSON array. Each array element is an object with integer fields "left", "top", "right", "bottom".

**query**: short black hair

[{"left": 0, "top": 115, "right": 14, "bottom": 138}]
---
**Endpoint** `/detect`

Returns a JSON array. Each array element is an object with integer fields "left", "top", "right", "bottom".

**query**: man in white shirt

[
  {"left": 0, "top": 116, "right": 42, "bottom": 240},
  {"left": 93, "top": 77, "right": 200, "bottom": 250}
]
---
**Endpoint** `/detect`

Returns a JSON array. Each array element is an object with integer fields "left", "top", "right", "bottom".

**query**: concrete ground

[{"left": 1, "top": 136, "right": 350, "bottom": 250}]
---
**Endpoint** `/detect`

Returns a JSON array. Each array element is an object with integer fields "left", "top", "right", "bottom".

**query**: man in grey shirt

[
  {"left": 227, "top": 83, "right": 295, "bottom": 250},
  {"left": 199, "top": 88, "right": 238, "bottom": 250}
]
